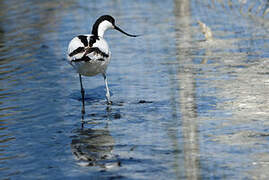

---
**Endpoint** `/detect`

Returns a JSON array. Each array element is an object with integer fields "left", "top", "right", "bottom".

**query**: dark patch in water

[
  {"left": 41, "top": 44, "right": 49, "bottom": 48},
  {"left": 138, "top": 100, "right": 153, "bottom": 104},
  {"left": 89, "top": 113, "right": 96, "bottom": 117},
  {"left": 113, "top": 113, "right": 121, "bottom": 119}
]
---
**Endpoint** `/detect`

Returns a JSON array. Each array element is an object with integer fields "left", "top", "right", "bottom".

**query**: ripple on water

[{"left": 0, "top": 0, "right": 268, "bottom": 179}]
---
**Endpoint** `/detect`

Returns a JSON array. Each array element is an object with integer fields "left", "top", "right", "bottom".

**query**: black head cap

[
  {"left": 91, "top": 15, "right": 139, "bottom": 37},
  {"left": 92, "top": 15, "right": 115, "bottom": 36}
]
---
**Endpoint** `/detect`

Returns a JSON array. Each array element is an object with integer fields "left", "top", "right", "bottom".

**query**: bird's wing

[
  {"left": 67, "top": 36, "right": 88, "bottom": 62},
  {"left": 83, "top": 47, "right": 109, "bottom": 61},
  {"left": 67, "top": 35, "right": 109, "bottom": 62}
]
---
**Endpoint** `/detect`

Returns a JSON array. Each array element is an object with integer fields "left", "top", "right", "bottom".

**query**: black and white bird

[{"left": 67, "top": 15, "right": 138, "bottom": 111}]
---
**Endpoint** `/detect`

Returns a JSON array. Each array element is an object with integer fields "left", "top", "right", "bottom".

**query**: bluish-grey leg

[
  {"left": 103, "top": 73, "right": 112, "bottom": 105},
  {"left": 79, "top": 74, "right": 85, "bottom": 114}
]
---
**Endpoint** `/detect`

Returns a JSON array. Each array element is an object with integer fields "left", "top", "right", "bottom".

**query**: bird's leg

[
  {"left": 81, "top": 110, "right": 85, "bottom": 129},
  {"left": 79, "top": 74, "right": 85, "bottom": 114},
  {"left": 103, "top": 73, "right": 112, "bottom": 105}
]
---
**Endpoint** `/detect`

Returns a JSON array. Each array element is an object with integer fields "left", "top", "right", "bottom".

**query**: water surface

[{"left": 0, "top": 0, "right": 269, "bottom": 179}]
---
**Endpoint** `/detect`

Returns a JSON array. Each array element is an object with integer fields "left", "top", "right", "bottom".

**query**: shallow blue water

[{"left": 0, "top": 0, "right": 269, "bottom": 179}]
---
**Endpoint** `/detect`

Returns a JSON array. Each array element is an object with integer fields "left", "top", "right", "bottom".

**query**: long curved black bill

[{"left": 114, "top": 25, "right": 139, "bottom": 37}]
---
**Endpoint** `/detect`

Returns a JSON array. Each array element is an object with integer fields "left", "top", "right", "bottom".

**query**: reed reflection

[{"left": 174, "top": 0, "right": 201, "bottom": 179}]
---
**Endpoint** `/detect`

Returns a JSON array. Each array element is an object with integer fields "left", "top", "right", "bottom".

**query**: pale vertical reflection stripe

[{"left": 174, "top": 0, "right": 201, "bottom": 179}]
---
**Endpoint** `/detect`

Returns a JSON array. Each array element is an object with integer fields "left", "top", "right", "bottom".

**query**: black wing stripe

[
  {"left": 70, "top": 47, "right": 108, "bottom": 62},
  {"left": 86, "top": 47, "right": 109, "bottom": 58},
  {"left": 77, "top": 35, "right": 88, "bottom": 47},
  {"left": 71, "top": 56, "right": 91, "bottom": 62},
  {"left": 89, "top": 36, "right": 99, "bottom": 47},
  {"left": 69, "top": 47, "right": 85, "bottom": 57}
]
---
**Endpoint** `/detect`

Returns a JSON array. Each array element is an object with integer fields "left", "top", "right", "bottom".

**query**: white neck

[{"left": 97, "top": 21, "right": 113, "bottom": 37}]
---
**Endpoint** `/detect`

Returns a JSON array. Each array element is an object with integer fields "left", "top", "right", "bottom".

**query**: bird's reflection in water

[{"left": 71, "top": 108, "right": 120, "bottom": 169}]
